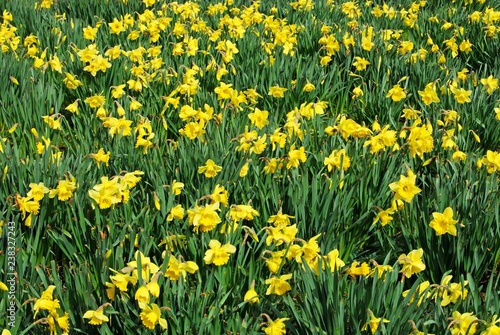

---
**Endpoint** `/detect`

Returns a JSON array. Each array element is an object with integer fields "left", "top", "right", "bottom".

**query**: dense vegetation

[{"left": 0, "top": 0, "right": 499, "bottom": 334}]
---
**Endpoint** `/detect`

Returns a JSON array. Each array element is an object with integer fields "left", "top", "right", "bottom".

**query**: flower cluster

[
  {"left": 88, "top": 171, "right": 143, "bottom": 209},
  {"left": 3, "top": 0, "right": 500, "bottom": 333},
  {"left": 105, "top": 251, "right": 168, "bottom": 330},
  {"left": 14, "top": 176, "right": 77, "bottom": 227},
  {"left": 31, "top": 286, "right": 70, "bottom": 335}
]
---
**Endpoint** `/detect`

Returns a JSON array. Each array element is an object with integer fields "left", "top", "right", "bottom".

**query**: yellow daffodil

[
  {"left": 65, "top": 100, "right": 79, "bottom": 114},
  {"left": 167, "top": 204, "right": 185, "bottom": 221},
  {"left": 408, "top": 121, "right": 434, "bottom": 158},
  {"left": 198, "top": 159, "right": 222, "bottom": 178},
  {"left": 91, "top": 148, "right": 110, "bottom": 168},
  {"left": 303, "top": 81, "right": 315, "bottom": 92},
  {"left": 164, "top": 256, "right": 198, "bottom": 280},
  {"left": 373, "top": 207, "right": 395, "bottom": 226},
  {"left": 286, "top": 145, "right": 306, "bottom": 169},
  {"left": 83, "top": 304, "right": 110, "bottom": 325},
  {"left": 435, "top": 275, "right": 468, "bottom": 306},
  {"left": 451, "top": 87, "right": 472, "bottom": 104},
  {"left": 187, "top": 202, "right": 221, "bottom": 233},
  {"left": 84, "top": 94, "right": 106, "bottom": 109},
  {"left": 111, "top": 84, "right": 126, "bottom": 98},
  {"left": 265, "top": 273, "right": 293, "bottom": 296},
  {"left": 481, "top": 315, "right": 500, "bottom": 335},
  {"left": 244, "top": 285, "right": 259, "bottom": 304},
  {"left": 140, "top": 303, "right": 168, "bottom": 330},
  {"left": 364, "top": 125, "right": 397, "bottom": 153},
  {"left": 239, "top": 162, "right": 249, "bottom": 177},
  {"left": 324, "top": 149, "right": 350, "bottom": 171},
  {"left": 33, "top": 285, "right": 59, "bottom": 317},
  {"left": 265, "top": 250, "right": 287, "bottom": 273},
  {"left": 135, "top": 285, "right": 150, "bottom": 309},
  {"left": 265, "top": 223, "right": 298, "bottom": 246},
  {"left": 168, "top": 180, "right": 183, "bottom": 195},
  {"left": 429, "top": 207, "right": 458, "bottom": 236},
  {"left": 352, "top": 85, "right": 364, "bottom": 98},
  {"left": 361, "top": 310, "right": 389, "bottom": 334},
  {"left": 268, "top": 85, "right": 287, "bottom": 98},
  {"left": 268, "top": 210, "right": 294, "bottom": 226},
  {"left": 88, "top": 177, "right": 121, "bottom": 209},
  {"left": 325, "top": 249, "right": 345, "bottom": 272},
  {"left": 63, "top": 73, "right": 82, "bottom": 89},
  {"left": 389, "top": 168, "right": 421, "bottom": 203},
  {"left": 48, "top": 176, "right": 77, "bottom": 202},
  {"left": 418, "top": 82, "right": 440, "bottom": 105},
  {"left": 204, "top": 239, "right": 236, "bottom": 266},
  {"left": 83, "top": 25, "right": 98, "bottom": 41},
  {"left": 347, "top": 261, "right": 370, "bottom": 277},
  {"left": 398, "top": 248, "right": 426, "bottom": 278},
  {"left": 448, "top": 311, "right": 478, "bottom": 335},
  {"left": 248, "top": 108, "right": 269, "bottom": 129},
  {"left": 228, "top": 204, "right": 259, "bottom": 222},
  {"left": 109, "top": 270, "right": 137, "bottom": 292},
  {"left": 262, "top": 317, "right": 289, "bottom": 335},
  {"left": 478, "top": 150, "right": 500, "bottom": 173},
  {"left": 402, "top": 280, "right": 431, "bottom": 306},
  {"left": 126, "top": 251, "right": 160, "bottom": 282},
  {"left": 27, "top": 182, "right": 49, "bottom": 201},
  {"left": 480, "top": 75, "right": 499, "bottom": 94},
  {"left": 108, "top": 18, "right": 125, "bottom": 35},
  {"left": 386, "top": 84, "right": 406, "bottom": 102},
  {"left": 353, "top": 56, "right": 370, "bottom": 71}
]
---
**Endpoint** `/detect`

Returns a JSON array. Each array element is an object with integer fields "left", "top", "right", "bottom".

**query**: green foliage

[{"left": 0, "top": 0, "right": 500, "bottom": 334}]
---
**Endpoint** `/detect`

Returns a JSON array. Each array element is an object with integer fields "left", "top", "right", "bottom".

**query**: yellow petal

[{"left": 8, "top": 124, "right": 18, "bottom": 133}]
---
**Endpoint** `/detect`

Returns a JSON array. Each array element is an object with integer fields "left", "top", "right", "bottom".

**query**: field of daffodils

[{"left": 0, "top": 0, "right": 499, "bottom": 334}]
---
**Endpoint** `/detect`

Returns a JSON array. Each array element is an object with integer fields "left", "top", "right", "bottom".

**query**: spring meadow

[{"left": 1, "top": 0, "right": 500, "bottom": 333}]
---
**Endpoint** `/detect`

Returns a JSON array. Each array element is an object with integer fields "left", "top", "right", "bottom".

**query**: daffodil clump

[
  {"left": 31, "top": 286, "right": 70, "bottom": 335},
  {"left": 1, "top": 0, "right": 500, "bottom": 334}
]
